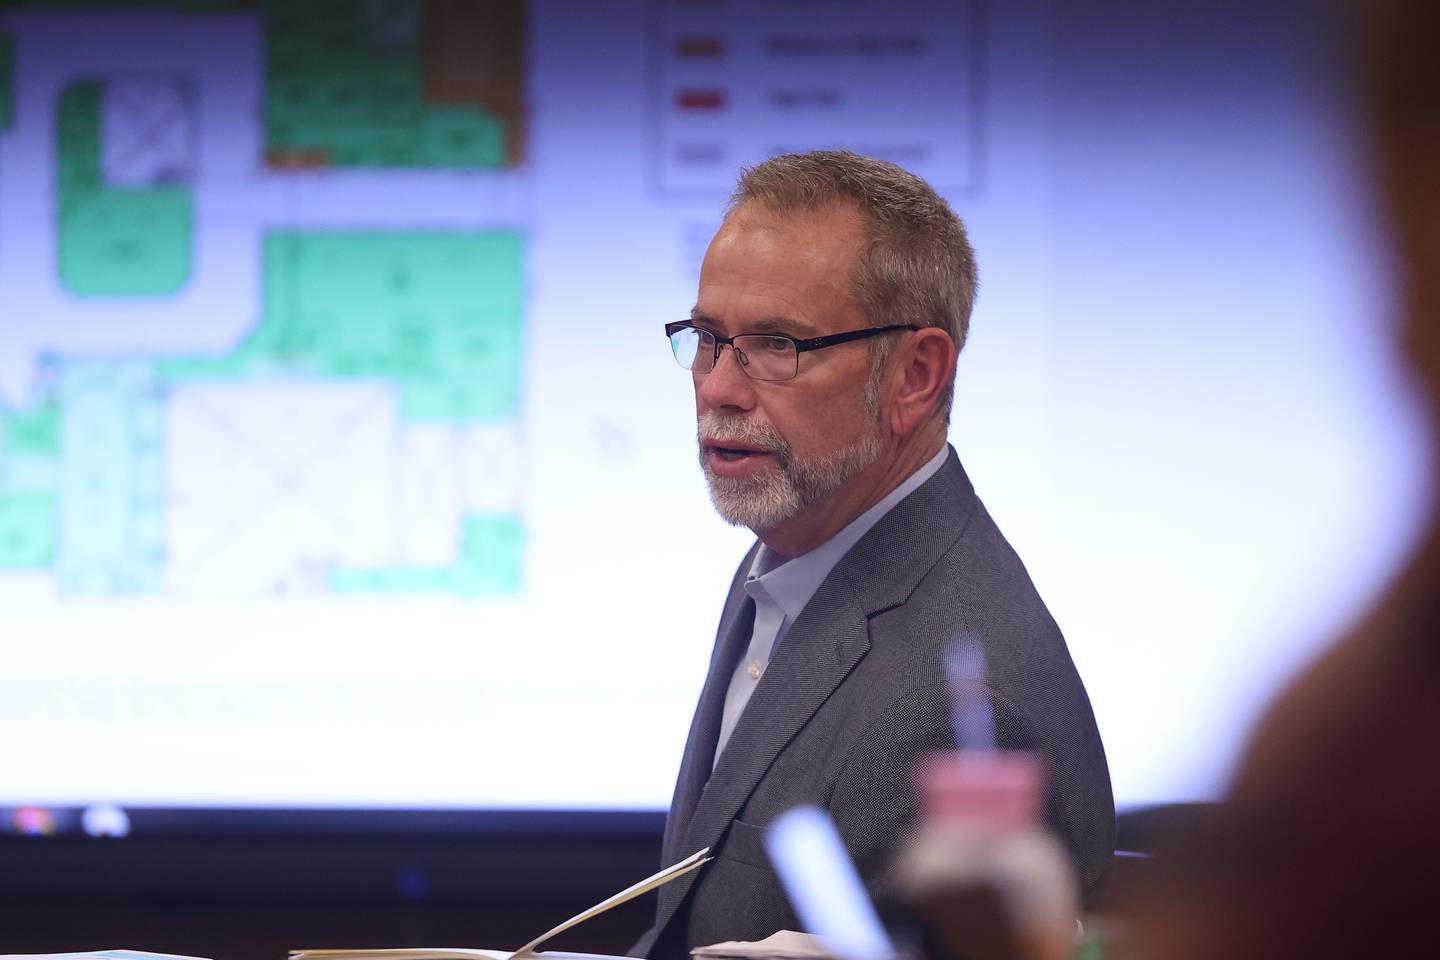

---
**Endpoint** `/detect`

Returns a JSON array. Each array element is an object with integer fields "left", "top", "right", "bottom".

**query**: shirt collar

[{"left": 745, "top": 444, "right": 951, "bottom": 623}]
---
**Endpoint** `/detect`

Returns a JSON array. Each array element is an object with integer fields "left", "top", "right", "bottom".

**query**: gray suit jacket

[{"left": 635, "top": 449, "right": 1114, "bottom": 958}]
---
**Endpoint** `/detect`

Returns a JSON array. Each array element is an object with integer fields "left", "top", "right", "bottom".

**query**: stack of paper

[
  {"left": 290, "top": 953, "right": 621, "bottom": 960},
  {"left": 691, "top": 931, "right": 838, "bottom": 960}
]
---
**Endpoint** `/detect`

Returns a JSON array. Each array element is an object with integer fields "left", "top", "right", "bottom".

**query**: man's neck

[{"left": 756, "top": 424, "right": 947, "bottom": 559}]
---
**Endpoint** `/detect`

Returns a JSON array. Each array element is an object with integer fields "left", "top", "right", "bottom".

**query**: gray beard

[{"left": 698, "top": 412, "right": 884, "bottom": 532}]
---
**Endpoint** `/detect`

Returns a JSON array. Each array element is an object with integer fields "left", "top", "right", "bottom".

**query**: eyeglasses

[{"left": 664, "top": 321, "right": 918, "bottom": 382}]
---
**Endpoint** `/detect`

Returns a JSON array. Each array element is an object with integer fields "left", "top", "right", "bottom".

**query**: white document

[
  {"left": 690, "top": 930, "right": 837, "bottom": 960},
  {"left": 0, "top": 953, "right": 212, "bottom": 960}
]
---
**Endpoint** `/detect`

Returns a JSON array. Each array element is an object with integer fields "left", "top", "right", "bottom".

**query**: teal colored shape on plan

[
  {"left": 4, "top": 398, "right": 60, "bottom": 456},
  {"left": 55, "top": 80, "right": 194, "bottom": 296},
  {"left": 0, "top": 491, "right": 56, "bottom": 568},
  {"left": 453, "top": 515, "right": 523, "bottom": 596},
  {"left": 329, "top": 515, "right": 524, "bottom": 597},
  {"left": 171, "top": 230, "right": 525, "bottom": 422},
  {"left": 58, "top": 186, "right": 194, "bottom": 296},
  {"left": 421, "top": 106, "right": 505, "bottom": 167}
]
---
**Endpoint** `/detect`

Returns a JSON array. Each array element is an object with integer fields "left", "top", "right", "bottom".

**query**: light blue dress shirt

[{"left": 712, "top": 444, "right": 951, "bottom": 768}]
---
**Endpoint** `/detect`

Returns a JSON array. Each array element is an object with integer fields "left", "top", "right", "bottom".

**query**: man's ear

[{"left": 887, "top": 328, "right": 957, "bottom": 437}]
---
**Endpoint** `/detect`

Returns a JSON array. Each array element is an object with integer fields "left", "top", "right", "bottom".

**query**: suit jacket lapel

[
  {"left": 661, "top": 547, "right": 759, "bottom": 868},
  {"left": 698, "top": 580, "right": 872, "bottom": 833},
  {"left": 652, "top": 577, "right": 872, "bottom": 936},
  {"left": 653, "top": 449, "right": 980, "bottom": 943}
]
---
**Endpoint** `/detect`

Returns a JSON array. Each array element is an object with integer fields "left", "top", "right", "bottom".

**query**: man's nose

[{"left": 696, "top": 342, "right": 756, "bottom": 412}]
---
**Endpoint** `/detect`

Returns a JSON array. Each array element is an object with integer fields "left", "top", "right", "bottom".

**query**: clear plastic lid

[{"left": 917, "top": 750, "right": 1045, "bottom": 830}]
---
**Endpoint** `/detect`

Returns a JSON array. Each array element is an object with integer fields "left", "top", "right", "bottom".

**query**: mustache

[{"left": 697, "top": 413, "right": 791, "bottom": 457}]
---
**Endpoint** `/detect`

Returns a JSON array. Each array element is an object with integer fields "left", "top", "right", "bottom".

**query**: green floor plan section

[
  {"left": 0, "top": 397, "right": 60, "bottom": 569},
  {"left": 1, "top": 229, "right": 526, "bottom": 593},
  {"left": 331, "top": 515, "right": 523, "bottom": 597},
  {"left": 56, "top": 81, "right": 193, "bottom": 295},
  {"left": 0, "top": 4, "right": 529, "bottom": 596},
  {"left": 263, "top": 0, "right": 506, "bottom": 168},
  {"left": 163, "top": 230, "right": 524, "bottom": 422},
  {"left": 156, "top": 229, "right": 526, "bottom": 595},
  {"left": 4, "top": 397, "right": 59, "bottom": 456},
  {"left": 0, "top": 491, "right": 55, "bottom": 567}
]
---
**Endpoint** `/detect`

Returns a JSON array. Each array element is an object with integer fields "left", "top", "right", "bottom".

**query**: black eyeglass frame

[{"left": 664, "top": 321, "right": 919, "bottom": 381}]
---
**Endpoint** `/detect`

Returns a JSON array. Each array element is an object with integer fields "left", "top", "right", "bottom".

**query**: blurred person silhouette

[{"left": 1132, "top": 1, "right": 1440, "bottom": 956}]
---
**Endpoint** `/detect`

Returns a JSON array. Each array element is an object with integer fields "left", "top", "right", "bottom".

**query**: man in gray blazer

[{"left": 638, "top": 151, "right": 1113, "bottom": 959}]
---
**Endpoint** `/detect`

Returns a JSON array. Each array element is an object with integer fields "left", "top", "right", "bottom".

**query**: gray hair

[{"left": 729, "top": 150, "right": 978, "bottom": 420}]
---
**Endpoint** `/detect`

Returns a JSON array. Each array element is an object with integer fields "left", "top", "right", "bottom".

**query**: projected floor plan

[{"left": 0, "top": 1, "right": 527, "bottom": 597}]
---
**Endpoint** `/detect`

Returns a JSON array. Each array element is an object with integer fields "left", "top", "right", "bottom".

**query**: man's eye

[{"left": 765, "top": 337, "right": 792, "bottom": 352}]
